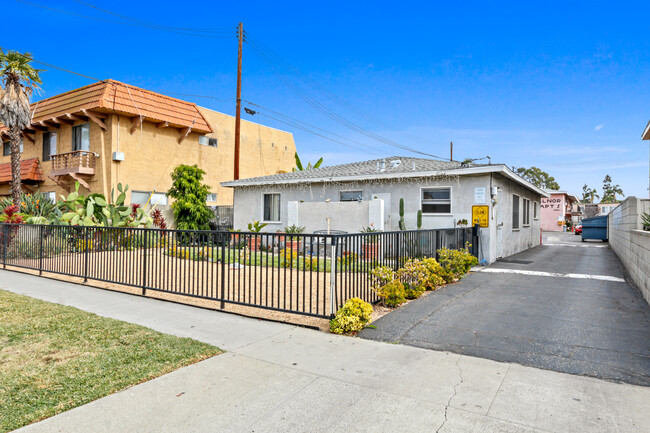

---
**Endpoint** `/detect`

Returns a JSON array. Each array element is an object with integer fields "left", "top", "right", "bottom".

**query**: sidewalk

[{"left": 4, "top": 270, "right": 649, "bottom": 433}]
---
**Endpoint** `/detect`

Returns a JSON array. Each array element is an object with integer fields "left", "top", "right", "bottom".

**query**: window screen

[{"left": 340, "top": 190, "right": 362, "bottom": 201}]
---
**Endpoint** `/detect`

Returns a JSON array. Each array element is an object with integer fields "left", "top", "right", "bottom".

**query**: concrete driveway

[{"left": 360, "top": 232, "right": 650, "bottom": 386}]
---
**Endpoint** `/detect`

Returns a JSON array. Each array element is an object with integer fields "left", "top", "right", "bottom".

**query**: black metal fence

[{"left": 0, "top": 223, "right": 478, "bottom": 319}]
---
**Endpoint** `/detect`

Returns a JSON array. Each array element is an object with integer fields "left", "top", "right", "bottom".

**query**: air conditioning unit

[{"left": 112, "top": 151, "right": 125, "bottom": 161}]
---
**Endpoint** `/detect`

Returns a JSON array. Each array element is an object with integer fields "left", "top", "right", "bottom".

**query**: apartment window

[
  {"left": 72, "top": 123, "right": 90, "bottom": 151},
  {"left": 3, "top": 140, "right": 23, "bottom": 156},
  {"left": 206, "top": 193, "right": 217, "bottom": 203},
  {"left": 533, "top": 201, "right": 539, "bottom": 219},
  {"left": 421, "top": 187, "right": 451, "bottom": 214},
  {"left": 263, "top": 193, "right": 280, "bottom": 222},
  {"left": 523, "top": 198, "right": 531, "bottom": 226},
  {"left": 340, "top": 190, "right": 362, "bottom": 202},
  {"left": 132, "top": 191, "right": 168, "bottom": 206},
  {"left": 199, "top": 135, "right": 218, "bottom": 147},
  {"left": 512, "top": 194, "right": 520, "bottom": 230},
  {"left": 42, "top": 132, "right": 57, "bottom": 161}
]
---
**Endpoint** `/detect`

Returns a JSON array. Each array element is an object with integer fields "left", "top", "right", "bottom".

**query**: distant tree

[
  {"left": 581, "top": 184, "right": 599, "bottom": 203},
  {"left": 601, "top": 174, "right": 624, "bottom": 203},
  {"left": 167, "top": 164, "right": 213, "bottom": 230},
  {"left": 293, "top": 152, "right": 323, "bottom": 171},
  {"left": 514, "top": 166, "right": 560, "bottom": 190},
  {"left": 0, "top": 50, "right": 42, "bottom": 207}
]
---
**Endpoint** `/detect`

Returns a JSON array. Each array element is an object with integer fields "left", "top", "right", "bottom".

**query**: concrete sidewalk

[{"left": 4, "top": 271, "right": 650, "bottom": 433}]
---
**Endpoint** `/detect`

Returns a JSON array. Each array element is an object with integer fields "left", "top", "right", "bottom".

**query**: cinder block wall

[{"left": 608, "top": 197, "right": 650, "bottom": 304}]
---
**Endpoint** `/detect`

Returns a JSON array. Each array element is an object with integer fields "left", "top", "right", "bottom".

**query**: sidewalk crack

[{"left": 435, "top": 355, "right": 464, "bottom": 433}]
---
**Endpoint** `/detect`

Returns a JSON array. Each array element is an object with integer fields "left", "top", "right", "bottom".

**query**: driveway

[{"left": 360, "top": 232, "right": 650, "bottom": 386}]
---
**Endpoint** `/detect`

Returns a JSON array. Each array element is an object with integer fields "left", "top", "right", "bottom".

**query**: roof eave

[{"left": 642, "top": 120, "right": 650, "bottom": 140}]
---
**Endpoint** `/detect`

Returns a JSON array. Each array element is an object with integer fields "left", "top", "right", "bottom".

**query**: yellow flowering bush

[
  {"left": 279, "top": 248, "right": 298, "bottom": 268},
  {"left": 374, "top": 280, "right": 407, "bottom": 307},
  {"left": 330, "top": 298, "right": 374, "bottom": 334},
  {"left": 397, "top": 259, "right": 428, "bottom": 298},
  {"left": 421, "top": 257, "right": 446, "bottom": 289},
  {"left": 437, "top": 246, "right": 478, "bottom": 282},
  {"left": 370, "top": 265, "right": 396, "bottom": 287},
  {"left": 75, "top": 238, "right": 93, "bottom": 253}
]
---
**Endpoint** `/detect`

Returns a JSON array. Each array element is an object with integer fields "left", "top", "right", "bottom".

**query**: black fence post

[
  {"left": 39, "top": 225, "right": 44, "bottom": 275},
  {"left": 473, "top": 224, "right": 480, "bottom": 259},
  {"left": 142, "top": 229, "right": 148, "bottom": 295},
  {"left": 220, "top": 234, "right": 226, "bottom": 309},
  {"left": 83, "top": 227, "right": 89, "bottom": 283},
  {"left": 2, "top": 224, "right": 7, "bottom": 269}
]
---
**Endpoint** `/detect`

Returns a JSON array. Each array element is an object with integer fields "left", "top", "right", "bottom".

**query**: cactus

[
  {"left": 417, "top": 209, "right": 422, "bottom": 229},
  {"left": 399, "top": 198, "right": 406, "bottom": 231}
]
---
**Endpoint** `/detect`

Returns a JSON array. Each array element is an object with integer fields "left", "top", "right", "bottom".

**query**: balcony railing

[{"left": 50, "top": 150, "right": 96, "bottom": 176}]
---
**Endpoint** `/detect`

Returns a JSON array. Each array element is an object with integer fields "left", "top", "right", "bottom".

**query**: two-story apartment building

[{"left": 0, "top": 79, "right": 296, "bottom": 207}]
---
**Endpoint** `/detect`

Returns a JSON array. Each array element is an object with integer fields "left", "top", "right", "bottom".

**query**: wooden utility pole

[
  {"left": 450, "top": 141, "right": 453, "bottom": 161},
  {"left": 234, "top": 22, "right": 243, "bottom": 180}
]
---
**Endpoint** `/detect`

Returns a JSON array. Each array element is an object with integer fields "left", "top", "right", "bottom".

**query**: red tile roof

[
  {"left": 28, "top": 79, "right": 213, "bottom": 133},
  {"left": 0, "top": 158, "right": 44, "bottom": 184}
]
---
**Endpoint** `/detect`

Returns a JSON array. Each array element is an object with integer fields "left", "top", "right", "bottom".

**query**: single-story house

[{"left": 222, "top": 156, "right": 549, "bottom": 264}]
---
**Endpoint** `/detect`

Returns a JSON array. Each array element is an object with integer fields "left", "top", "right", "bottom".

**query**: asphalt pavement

[{"left": 359, "top": 232, "right": 650, "bottom": 386}]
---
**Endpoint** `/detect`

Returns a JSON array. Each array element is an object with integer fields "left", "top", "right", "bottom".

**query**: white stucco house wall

[{"left": 222, "top": 156, "right": 548, "bottom": 264}]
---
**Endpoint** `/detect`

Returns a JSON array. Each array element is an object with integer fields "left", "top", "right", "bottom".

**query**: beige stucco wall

[{"left": 0, "top": 106, "right": 296, "bottom": 208}]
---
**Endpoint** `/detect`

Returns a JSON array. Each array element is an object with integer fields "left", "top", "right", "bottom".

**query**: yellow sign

[{"left": 472, "top": 205, "right": 489, "bottom": 228}]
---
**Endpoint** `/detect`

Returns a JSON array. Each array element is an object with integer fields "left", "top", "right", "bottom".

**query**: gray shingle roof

[{"left": 223, "top": 156, "right": 468, "bottom": 186}]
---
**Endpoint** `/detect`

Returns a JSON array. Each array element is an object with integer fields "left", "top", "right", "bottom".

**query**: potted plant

[
  {"left": 456, "top": 219, "right": 468, "bottom": 228},
  {"left": 246, "top": 220, "right": 267, "bottom": 251},
  {"left": 283, "top": 224, "right": 305, "bottom": 251},
  {"left": 360, "top": 224, "right": 381, "bottom": 259}
]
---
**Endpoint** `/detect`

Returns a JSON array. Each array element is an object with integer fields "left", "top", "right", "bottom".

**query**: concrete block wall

[{"left": 608, "top": 197, "right": 650, "bottom": 304}]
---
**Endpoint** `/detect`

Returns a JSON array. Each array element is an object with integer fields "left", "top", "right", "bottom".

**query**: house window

[
  {"left": 523, "top": 198, "right": 531, "bottom": 226},
  {"left": 421, "top": 187, "right": 451, "bottom": 214},
  {"left": 340, "top": 190, "right": 362, "bottom": 201},
  {"left": 199, "top": 135, "right": 218, "bottom": 147},
  {"left": 206, "top": 193, "right": 217, "bottom": 203},
  {"left": 3, "top": 140, "right": 23, "bottom": 156},
  {"left": 263, "top": 193, "right": 280, "bottom": 222},
  {"left": 72, "top": 123, "right": 90, "bottom": 151},
  {"left": 534, "top": 201, "right": 539, "bottom": 219},
  {"left": 43, "top": 132, "right": 57, "bottom": 161},
  {"left": 43, "top": 191, "right": 57, "bottom": 203},
  {"left": 132, "top": 191, "right": 168, "bottom": 206},
  {"left": 512, "top": 194, "right": 520, "bottom": 230}
]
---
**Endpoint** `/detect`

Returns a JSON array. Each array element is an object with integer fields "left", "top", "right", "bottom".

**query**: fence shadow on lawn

[{"left": 0, "top": 223, "right": 478, "bottom": 326}]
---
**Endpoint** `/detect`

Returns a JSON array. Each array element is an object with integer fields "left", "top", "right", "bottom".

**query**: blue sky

[{"left": 5, "top": 0, "right": 650, "bottom": 198}]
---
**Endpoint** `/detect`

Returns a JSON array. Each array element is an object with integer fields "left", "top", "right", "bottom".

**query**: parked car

[{"left": 574, "top": 224, "right": 583, "bottom": 235}]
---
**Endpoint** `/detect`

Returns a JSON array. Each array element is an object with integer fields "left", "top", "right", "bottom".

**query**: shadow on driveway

[{"left": 359, "top": 233, "right": 650, "bottom": 386}]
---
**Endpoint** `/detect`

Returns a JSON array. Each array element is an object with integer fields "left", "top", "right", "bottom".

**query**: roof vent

[
  {"left": 379, "top": 159, "right": 386, "bottom": 172},
  {"left": 390, "top": 159, "right": 401, "bottom": 168},
  {"left": 412, "top": 162, "right": 416, "bottom": 171}
]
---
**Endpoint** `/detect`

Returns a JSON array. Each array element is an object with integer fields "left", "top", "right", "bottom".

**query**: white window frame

[
  {"left": 43, "top": 191, "right": 57, "bottom": 203},
  {"left": 206, "top": 193, "right": 217, "bottom": 203},
  {"left": 522, "top": 198, "right": 531, "bottom": 226},
  {"left": 261, "top": 192, "right": 281, "bottom": 223},
  {"left": 420, "top": 186, "right": 452, "bottom": 215},
  {"left": 199, "top": 135, "right": 218, "bottom": 147},
  {"left": 512, "top": 194, "right": 520, "bottom": 230},
  {"left": 339, "top": 190, "right": 363, "bottom": 202},
  {"left": 533, "top": 201, "right": 539, "bottom": 220},
  {"left": 131, "top": 190, "right": 168, "bottom": 206}
]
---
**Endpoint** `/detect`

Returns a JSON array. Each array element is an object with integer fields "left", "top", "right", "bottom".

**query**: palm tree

[
  {"left": 611, "top": 184, "right": 624, "bottom": 202},
  {"left": 0, "top": 50, "right": 42, "bottom": 206},
  {"left": 581, "top": 184, "right": 599, "bottom": 203}
]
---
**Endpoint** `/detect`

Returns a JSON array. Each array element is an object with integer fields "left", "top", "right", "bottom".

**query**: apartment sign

[{"left": 472, "top": 205, "right": 489, "bottom": 228}]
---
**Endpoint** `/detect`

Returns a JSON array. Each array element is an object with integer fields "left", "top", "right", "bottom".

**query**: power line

[
  {"left": 14, "top": 0, "right": 235, "bottom": 38},
  {"left": 245, "top": 37, "right": 448, "bottom": 160},
  {"left": 70, "top": 0, "right": 233, "bottom": 33},
  {"left": 245, "top": 33, "right": 387, "bottom": 128}
]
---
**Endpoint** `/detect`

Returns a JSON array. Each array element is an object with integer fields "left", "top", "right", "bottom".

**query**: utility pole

[
  {"left": 234, "top": 22, "right": 243, "bottom": 180},
  {"left": 450, "top": 141, "right": 453, "bottom": 161}
]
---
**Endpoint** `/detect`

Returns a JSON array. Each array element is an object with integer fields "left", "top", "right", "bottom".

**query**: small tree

[
  {"left": 514, "top": 166, "right": 560, "bottom": 190},
  {"left": 293, "top": 152, "right": 323, "bottom": 171},
  {"left": 581, "top": 184, "right": 599, "bottom": 203},
  {"left": 601, "top": 174, "right": 624, "bottom": 204},
  {"left": 167, "top": 164, "right": 213, "bottom": 230}
]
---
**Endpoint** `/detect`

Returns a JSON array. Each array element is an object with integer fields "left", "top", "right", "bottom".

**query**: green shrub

[
  {"left": 329, "top": 298, "right": 374, "bottom": 334},
  {"left": 370, "top": 265, "right": 396, "bottom": 287},
  {"left": 437, "top": 246, "right": 478, "bottom": 281},
  {"left": 403, "top": 282, "right": 425, "bottom": 299},
  {"left": 167, "top": 164, "right": 213, "bottom": 230},
  {"left": 374, "top": 280, "right": 406, "bottom": 308},
  {"left": 421, "top": 257, "right": 446, "bottom": 289}
]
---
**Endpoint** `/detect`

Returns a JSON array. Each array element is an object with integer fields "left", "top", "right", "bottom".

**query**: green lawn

[{"left": 0, "top": 290, "right": 221, "bottom": 432}]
